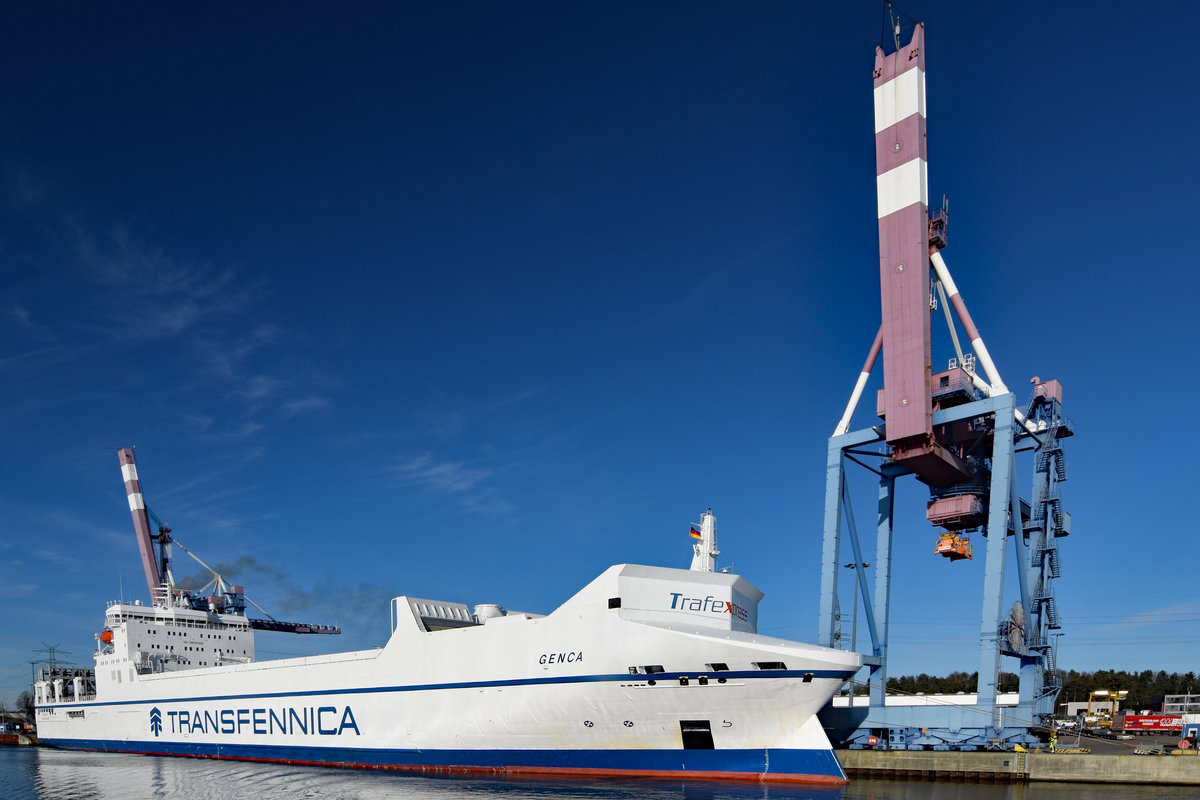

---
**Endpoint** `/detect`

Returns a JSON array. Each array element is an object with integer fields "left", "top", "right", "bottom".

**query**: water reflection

[
  {"left": 7, "top": 749, "right": 845, "bottom": 800},
  {"left": 0, "top": 749, "right": 1192, "bottom": 800},
  {"left": 840, "top": 777, "right": 1187, "bottom": 800}
]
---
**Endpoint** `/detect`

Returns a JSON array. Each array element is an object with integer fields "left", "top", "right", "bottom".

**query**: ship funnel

[{"left": 474, "top": 604, "right": 506, "bottom": 623}]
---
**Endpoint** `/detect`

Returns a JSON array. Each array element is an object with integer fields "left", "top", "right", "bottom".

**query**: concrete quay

[{"left": 840, "top": 749, "right": 1200, "bottom": 785}]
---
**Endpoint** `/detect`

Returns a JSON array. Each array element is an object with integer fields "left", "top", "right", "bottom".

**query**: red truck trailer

[{"left": 1113, "top": 713, "right": 1183, "bottom": 735}]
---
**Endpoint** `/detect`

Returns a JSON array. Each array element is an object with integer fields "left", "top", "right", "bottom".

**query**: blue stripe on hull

[
  {"left": 40, "top": 739, "right": 846, "bottom": 783},
  {"left": 38, "top": 669, "right": 855, "bottom": 711}
]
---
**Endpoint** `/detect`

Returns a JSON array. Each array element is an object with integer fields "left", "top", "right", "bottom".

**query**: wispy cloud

[
  {"left": 205, "top": 422, "right": 264, "bottom": 441},
  {"left": 649, "top": 225, "right": 805, "bottom": 329},
  {"left": 386, "top": 453, "right": 494, "bottom": 494},
  {"left": 81, "top": 225, "right": 225, "bottom": 296},
  {"left": 57, "top": 220, "right": 261, "bottom": 351},
  {"left": 0, "top": 207, "right": 263, "bottom": 390},
  {"left": 0, "top": 345, "right": 63, "bottom": 366},
  {"left": 238, "top": 375, "right": 283, "bottom": 401},
  {"left": 200, "top": 325, "right": 281, "bottom": 382},
  {"left": 233, "top": 325, "right": 281, "bottom": 358},
  {"left": 0, "top": 497, "right": 130, "bottom": 564},
  {"left": 283, "top": 396, "right": 330, "bottom": 416},
  {"left": 3, "top": 305, "right": 56, "bottom": 348},
  {"left": 179, "top": 413, "right": 215, "bottom": 433},
  {"left": 36, "top": 221, "right": 314, "bottom": 436},
  {"left": 5, "top": 164, "right": 49, "bottom": 206},
  {"left": 377, "top": 449, "right": 530, "bottom": 521},
  {"left": 35, "top": 549, "right": 79, "bottom": 567},
  {"left": 6, "top": 306, "right": 38, "bottom": 329},
  {"left": 409, "top": 408, "right": 466, "bottom": 438},
  {"left": 1093, "top": 602, "right": 1200, "bottom": 635},
  {"left": 459, "top": 486, "right": 515, "bottom": 516}
]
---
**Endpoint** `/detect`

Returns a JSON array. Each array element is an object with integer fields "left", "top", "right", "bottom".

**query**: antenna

[
  {"left": 881, "top": 1, "right": 916, "bottom": 54},
  {"left": 882, "top": 1, "right": 903, "bottom": 52},
  {"left": 688, "top": 509, "right": 720, "bottom": 572}
]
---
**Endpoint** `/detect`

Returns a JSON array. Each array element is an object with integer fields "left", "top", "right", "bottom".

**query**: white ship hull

[{"left": 38, "top": 563, "right": 859, "bottom": 783}]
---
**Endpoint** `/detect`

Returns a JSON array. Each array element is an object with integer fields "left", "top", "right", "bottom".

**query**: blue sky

[{"left": 2, "top": 2, "right": 1198, "bottom": 705}]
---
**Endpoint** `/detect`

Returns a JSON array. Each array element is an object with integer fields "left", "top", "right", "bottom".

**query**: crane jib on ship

[{"left": 118, "top": 448, "right": 340, "bottom": 636}]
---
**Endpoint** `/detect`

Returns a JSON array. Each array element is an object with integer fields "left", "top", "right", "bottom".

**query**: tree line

[{"left": 885, "top": 669, "right": 1200, "bottom": 709}]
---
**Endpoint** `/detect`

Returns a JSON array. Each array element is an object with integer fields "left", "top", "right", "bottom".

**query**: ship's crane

[
  {"left": 815, "top": 7, "right": 1072, "bottom": 751},
  {"left": 117, "top": 447, "right": 340, "bottom": 636}
]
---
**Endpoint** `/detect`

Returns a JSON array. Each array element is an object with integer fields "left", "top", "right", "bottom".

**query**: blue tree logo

[{"left": 149, "top": 707, "right": 162, "bottom": 737}]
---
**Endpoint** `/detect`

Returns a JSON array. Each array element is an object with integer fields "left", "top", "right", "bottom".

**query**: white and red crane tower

[{"left": 816, "top": 7, "right": 1073, "bottom": 751}]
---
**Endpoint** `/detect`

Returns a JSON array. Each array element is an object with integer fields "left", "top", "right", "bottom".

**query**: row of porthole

[
  {"left": 140, "top": 643, "right": 248, "bottom": 655},
  {"left": 631, "top": 661, "right": 785, "bottom": 676},
  {"left": 649, "top": 675, "right": 726, "bottom": 686},
  {"left": 636, "top": 671, "right": 810, "bottom": 687},
  {"left": 583, "top": 720, "right": 636, "bottom": 727},
  {"left": 152, "top": 629, "right": 238, "bottom": 640},
  {"left": 618, "top": 676, "right": 729, "bottom": 688}
]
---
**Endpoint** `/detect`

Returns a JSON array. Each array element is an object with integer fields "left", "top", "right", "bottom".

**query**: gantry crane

[{"left": 815, "top": 12, "right": 1072, "bottom": 750}]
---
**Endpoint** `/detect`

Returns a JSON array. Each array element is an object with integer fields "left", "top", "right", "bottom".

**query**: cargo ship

[{"left": 35, "top": 449, "right": 859, "bottom": 783}]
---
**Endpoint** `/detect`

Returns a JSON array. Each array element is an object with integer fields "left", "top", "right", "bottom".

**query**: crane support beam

[
  {"left": 833, "top": 326, "right": 883, "bottom": 436},
  {"left": 975, "top": 394, "right": 1015, "bottom": 714},
  {"left": 929, "top": 250, "right": 1007, "bottom": 393},
  {"left": 818, "top": 426, "right": 884, "bottom": 648},
  {"left": 118, "top": 448, "right": 162, "bottom": 598}
]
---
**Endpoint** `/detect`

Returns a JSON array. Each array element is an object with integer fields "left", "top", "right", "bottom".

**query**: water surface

[{"left": 1, "top": 747, "right": 1188, "bottom": 800}]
